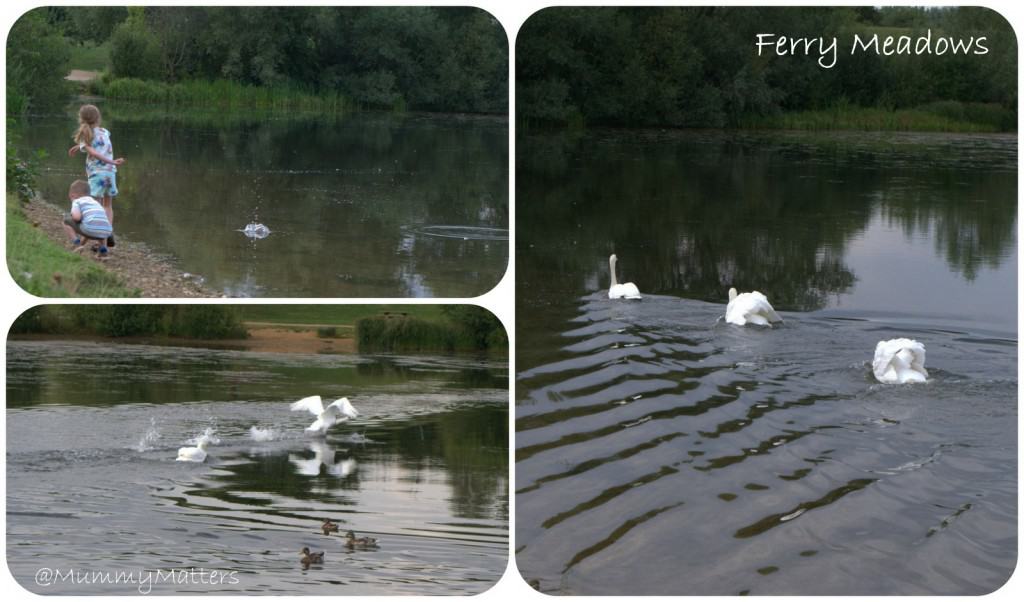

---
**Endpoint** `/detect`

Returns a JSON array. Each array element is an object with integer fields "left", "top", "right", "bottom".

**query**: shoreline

[
  {"left": 18, "top": 197, "right": 218, "bottom": 298},
  {"left": 8, "top": 322, "right": 356, "bottom": 355}
]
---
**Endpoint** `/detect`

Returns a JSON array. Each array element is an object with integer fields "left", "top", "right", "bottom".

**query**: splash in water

[
  {"left": 241, "top": 223, "right": 271, "bottom": 239},
  {"left": 249, "top": 425, "right": 282, "bottom": 442},
  {"left": 134, "top": 417, "right": 161, "bottom": 452}
]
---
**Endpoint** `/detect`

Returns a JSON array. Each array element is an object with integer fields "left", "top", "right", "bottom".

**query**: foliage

[
  {"left": 517, "top": 6, "right": 1016, "bottom": 129},
  {"left": 12, "top": 304, "right": 248, "bottom": 338},
  {"left": 6, "top": 195, "right": 136, "bottom": 298},
  {"left": 441, "top": 305, "right": 507, "bottom": 349},
  {"left": 356, "top": 307, "right": 506, "bottom": 353},
  {"left": 109, "top": 7, "right": 162, "bottom": 80},
  {"left": 6, "top": 121, "right": 47, "bottom": 202},
  {"left": 6, "top": 8, "right": 72, "bottom": 112},
  {"left": 60, "top": 6, "right": 508, "bottom": 114}
]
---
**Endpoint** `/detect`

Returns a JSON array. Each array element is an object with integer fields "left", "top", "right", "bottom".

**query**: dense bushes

[
  {"left": 517, "top": 6, "right": 1016, "bottom": 129},
  {"left": 10, "top": 305, "right": 248, "bottom": 339},
  {"left": 53, "top": 6, "right": 508, "bottom": 114},
  {"left": 356, "top": 307, "right": 506, "bottom": 353},
  {"left": 5, "top": 9, "right": 71, "bottom": 113}
]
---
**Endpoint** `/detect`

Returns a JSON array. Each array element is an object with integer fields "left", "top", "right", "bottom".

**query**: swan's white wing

[
  {"left": 305, "top": 417, "right": 328, "bottom": 434},
  {"left": 609, "top": 283, "right": 642, "bottom": 300},
  {"left": 727, "top": 292, "right": 781, "bottom": 326},
  {"left": 749, "top": 292, "right": 782, "bottom": 323},
  {"left": 873, "top": 339, "right": 927, "bottom": 383},
  {"left": 291, "top": 395, "right": 325, "bottom": 416},
  {"left": 176, "top": 446, "right": 206, "bottom": 462},
  {"left": 326, "top": 397, "right": 359, "bottom": 420}
]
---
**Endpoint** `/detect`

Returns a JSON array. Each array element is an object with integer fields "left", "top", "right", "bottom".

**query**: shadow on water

[
  {"left": 516, "top": 129, "right": 1016, "bottom": 595},
  {"left": 15, "top": 105, "right": 508, "bottom": 297},
  {"left": 6, "top": 341, "right": 508, "bottom": 594}
]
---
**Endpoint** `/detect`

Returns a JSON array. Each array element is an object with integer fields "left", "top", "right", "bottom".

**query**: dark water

[
  {"left": 516, "top": 129, "right": 1017, "bottom": 595},
  {"left": 15, "top": 104, "right": 508, "bottom": 297},
  {"left": 7, "top": 341, "right": 508, "bottom": 594}
]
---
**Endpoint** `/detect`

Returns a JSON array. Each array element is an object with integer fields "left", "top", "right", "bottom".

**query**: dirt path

[
  {"left": 19, "top": 197, "right": 218, "bottom": 297},
  {"left": 65, "top": 70, "right": 100, "bottom": 83}
]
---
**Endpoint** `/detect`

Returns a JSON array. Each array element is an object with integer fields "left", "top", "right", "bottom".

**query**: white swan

[
  {"left": 176, "top": 432, "right": 217, "bottom": 462},
  {"left": 725, "top": 288, "right": 782, "bottom": 326},
  {"left": 608, "top": 254, "right": 642, "bottom": 300},
  {"left": 291, "top": 395, "right": 359, "bottom": 436},
  {"left": 289, "top": 440, "right": 358, "bottom": 477},
  {"left": 873, "top": 339, "right": 928, "bottom": 384}
]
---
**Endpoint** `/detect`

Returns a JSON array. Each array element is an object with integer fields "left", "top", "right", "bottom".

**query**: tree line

[
  {"left": 7, "top": 6, "right": 508, "bottom": 114},
  {"left": 516, "top": 6, "right": 1016, "bottom": 128}
]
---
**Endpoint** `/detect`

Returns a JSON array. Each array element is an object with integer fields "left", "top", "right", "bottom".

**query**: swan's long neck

[
  {"left": 728, "top": 288, "right": 738, "bottom": 302},
  {"left": 197, "top": 439, "right": 208, "bottom": 450},
  {"left": 609, "top": 255, "right": 619, "bottom": 287}
]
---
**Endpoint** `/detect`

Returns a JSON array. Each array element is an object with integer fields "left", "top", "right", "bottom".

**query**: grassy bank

[
  {"left": 6, "top": 195, "right": 136, "bottom": 297},
  {"left": 740, "top": 102, "right": 1014, "bottom": 133},
  {"left": 89, "top": 77, "right": 350, "bottom": 112}
]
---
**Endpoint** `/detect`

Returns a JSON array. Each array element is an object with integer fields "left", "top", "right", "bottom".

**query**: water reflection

[
  {"left": 6, "top": 341, "right": 508, "bottom": 594},
  {"left": 518, "top": 129, "right": 1016, "bottom": 314},
  {"left": 16, "top": 105, "right": 508, "bottom": 297}
]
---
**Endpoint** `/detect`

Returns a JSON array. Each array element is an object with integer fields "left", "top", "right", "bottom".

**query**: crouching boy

[{"left": 62, "top": 179, "right": 113, "bottom": 258}]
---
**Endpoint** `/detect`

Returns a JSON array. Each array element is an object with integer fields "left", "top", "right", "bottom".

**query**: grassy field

[
  {"left": 237, "top": 305, "right": 446, "bottom": 326},
  {"left": 6, "top": 195, "right": 137, "bottom": 298},
  {"left": 68, "top": 41, "right": 111, "bottom": 71}
]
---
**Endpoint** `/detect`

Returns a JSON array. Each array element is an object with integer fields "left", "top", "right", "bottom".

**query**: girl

[{"left": 68, "top": 104, "right": 124, "bottom": 247}]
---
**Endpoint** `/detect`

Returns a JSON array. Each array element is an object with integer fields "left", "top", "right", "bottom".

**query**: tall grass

[
  {"left": 6, "top": 195, "right": 137, "bottom": 298},
  {"left": 91, "top": 77, "right": 348, "bottom": 113},
  {"left": 356, "top": 314, "right": 474, "bottom": 353},
  {"left": 742, "top": 102, "right": 1013, "bottom": 132}
]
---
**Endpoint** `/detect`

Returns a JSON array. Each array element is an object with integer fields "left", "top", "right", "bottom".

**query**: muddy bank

[{"left": 18, "top": 197, "right": 218, "bottom": 298}]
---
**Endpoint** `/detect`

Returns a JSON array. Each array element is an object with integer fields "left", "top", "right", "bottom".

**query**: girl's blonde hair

[{"left": 74, "top": 104, "right": 102, "bottom": 146}]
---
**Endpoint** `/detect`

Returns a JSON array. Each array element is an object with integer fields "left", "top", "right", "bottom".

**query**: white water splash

[
  {"left": 249, "top": 425, "right": 282, "bottom": 442},
  {"left": 135, "top": 417, "right": 161, "bottom": 452}
]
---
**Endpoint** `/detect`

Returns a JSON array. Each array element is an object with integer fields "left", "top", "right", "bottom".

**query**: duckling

[
  {"left": 299, "top": 547, "right": 325, "bottom": 567},
  {"left": 345, "top": 530, "right": 378, "bottom": 549},
  {"left": 321, "top": 519, "right": 339, "bottom": 536}
]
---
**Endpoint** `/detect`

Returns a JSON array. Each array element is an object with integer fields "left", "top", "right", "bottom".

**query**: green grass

[
  {"left": 742, "top": 102, "right": 1013, "bottom": 132},
  {"left": 68, "top": 41, "right": 111, "bottom": 72},
  {"left": 6, "top": 195, "right": 137, "bottom": 298},
  {"left": 91, "top": 77, "right": 349, "bottom": 113},
  {"left": 237, "top": 305, "right": 446, "bottom": 326}
]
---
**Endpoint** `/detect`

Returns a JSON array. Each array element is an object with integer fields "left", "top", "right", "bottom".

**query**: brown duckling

[
  {"left": 345, "top": 530, "right": 378, "bottom": 549},
  {"left": 321, "top": 519, "right": 339, "bottom": 536},
  {"left": 299, "top": 547, "right": 325, "bottom": 567}
]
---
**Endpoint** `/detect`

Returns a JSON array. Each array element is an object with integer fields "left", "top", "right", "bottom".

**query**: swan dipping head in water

[
  {"left": 241, "top": 223, "right": 271, "bottom": 239},
  {"left": 726, "top": 287, "right": 782, "bottom": 327},
  {"left": 873, "top": 338, "right": 928, "bottom": 384},
  {"left": 608, "top": 254, "right": 642, "bottom": 300},
  {"left": 291, "top": 395, "right": 359, "bottom": 436}
]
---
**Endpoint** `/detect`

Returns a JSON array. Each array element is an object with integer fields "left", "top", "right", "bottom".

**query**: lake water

[
  {"left": 14, "top": 103, "right": 508, "bottom": 297},
  {"left": 6, "top": 341, "right": 508, "bottom": 594},
  {"left": 516, "top": 129, "right": 1017, "bottom": 595}
]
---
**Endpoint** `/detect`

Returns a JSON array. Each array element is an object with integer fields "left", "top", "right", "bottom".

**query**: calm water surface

[
  {"left": 7, "top": 341, "right": 508, "bottom": 594},
  {"left": 16, "top": 104, "right": 508, "bottom": 297},
  {"left": 516, "top": 129, "right": 1016, "bottom": 594}
]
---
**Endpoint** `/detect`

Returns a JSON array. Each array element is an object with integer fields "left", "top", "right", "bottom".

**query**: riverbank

[
  {"left": 11, "top": 196, "right": 217, "bottom": 298},
  {"left": 8, "top": 322, "right": 355, "bottom": 355}
]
